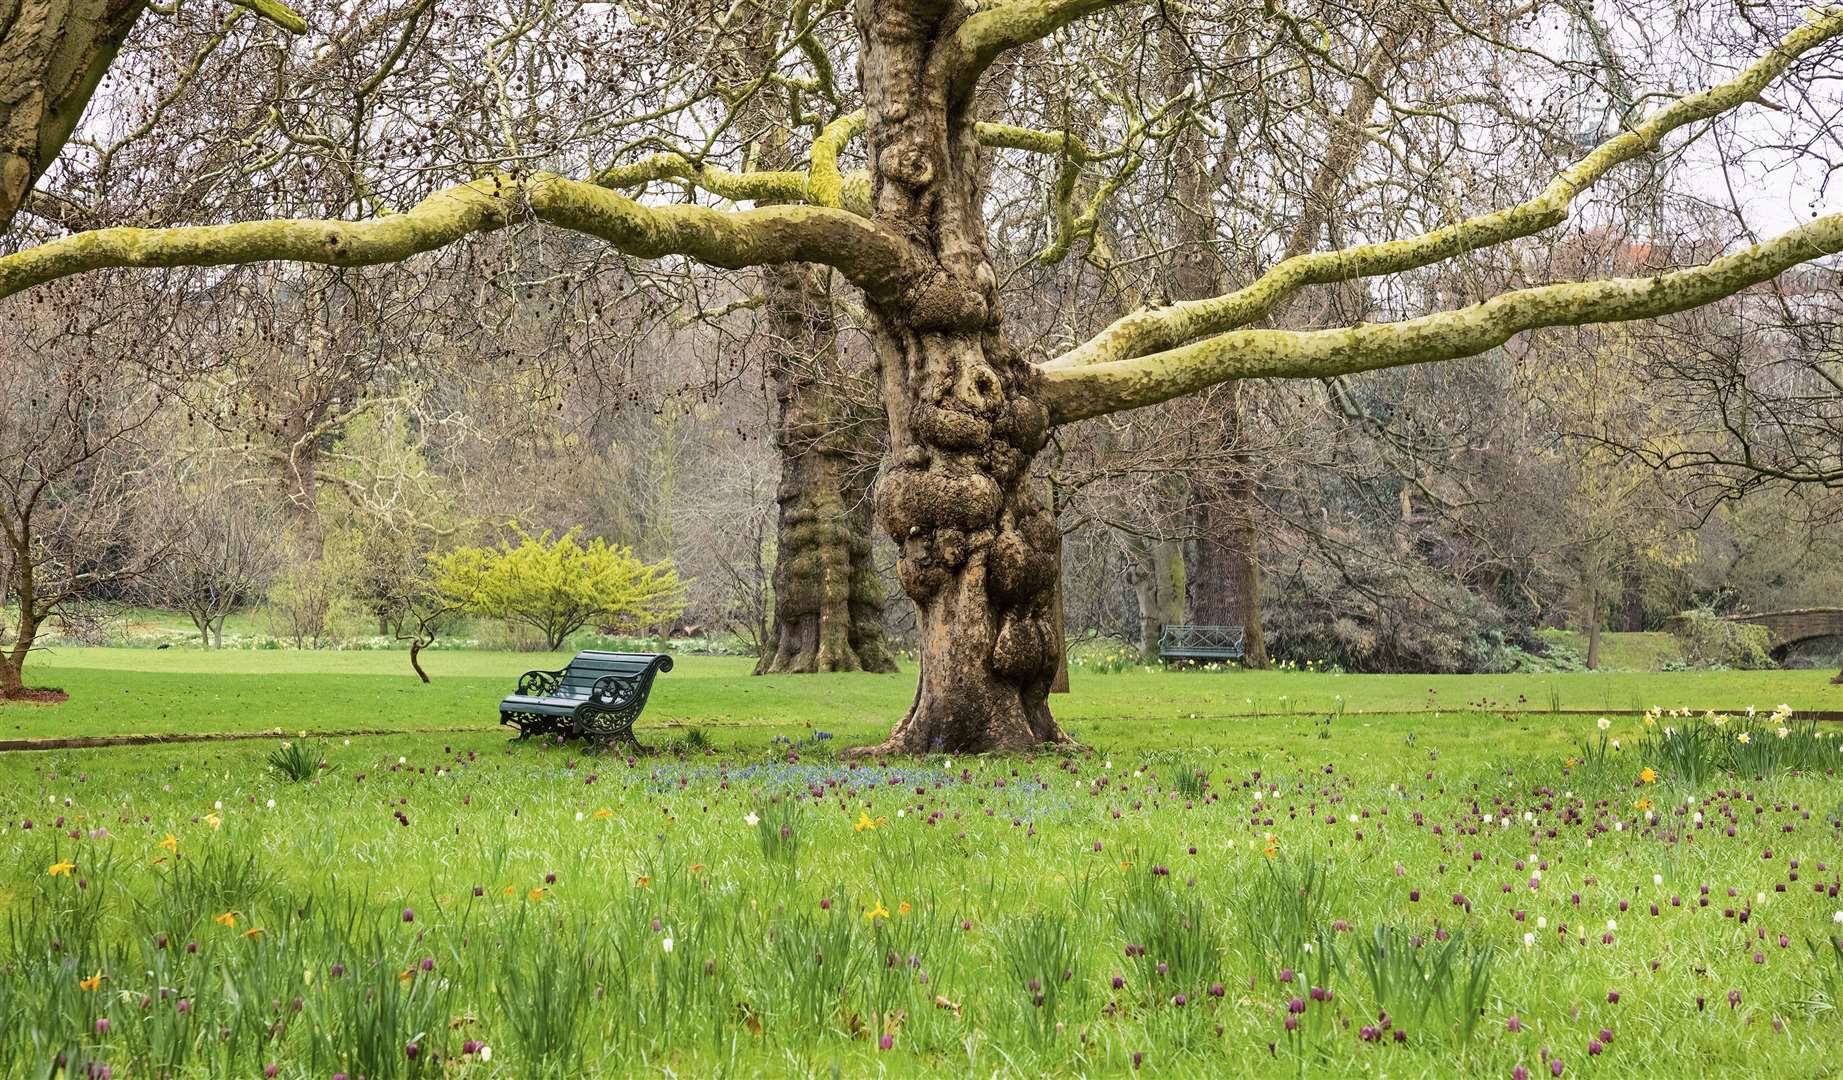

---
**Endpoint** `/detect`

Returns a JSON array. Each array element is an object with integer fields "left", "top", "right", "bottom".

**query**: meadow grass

[
  {"left": 4, "top": 647, "right": 1840, "bottom": 743},
  {"left": 1, "top": 651, "right": 1842, "bottom": 1077}
]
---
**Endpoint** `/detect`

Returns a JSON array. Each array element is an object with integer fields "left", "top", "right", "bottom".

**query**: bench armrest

[
  {"left": 516, "top": 668, "right": 567, "bottom": 696},
  {"left": 589, "top": 674, "right": 640, "bottom": 708}
]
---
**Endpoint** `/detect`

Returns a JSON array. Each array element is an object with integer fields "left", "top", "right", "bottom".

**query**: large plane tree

[{"left": 5, "top": 1, "right": 1843, "bottom": 749}]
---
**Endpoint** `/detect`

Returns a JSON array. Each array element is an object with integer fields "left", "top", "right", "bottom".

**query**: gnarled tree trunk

[
  {"left": 851, "top": 0, "right": 1066, "bottom": 754},
  {"left": 1124, "top": 532, "right": 1184, "bottom": 661},
  {"left": 1190, "top": 454, "right": 1269, "bottom": 666},
  {"left": 755, "top": 262, "right": 897, "bottom": 674}
]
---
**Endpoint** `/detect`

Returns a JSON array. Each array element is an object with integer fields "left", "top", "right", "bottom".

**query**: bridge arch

[{"left": 1722, "top": 609, "right": 1843, "bottom": 655}]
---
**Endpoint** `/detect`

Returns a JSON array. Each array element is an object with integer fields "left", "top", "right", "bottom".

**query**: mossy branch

[
  {"left": 1041, "top": 211, "right": 1843, "bottom": 423},
  {"left": 949, "top": 0, "right": 1145, "bottom": 101},
  {"left": 227, "top": 0, "right": 308, "bottom": 33},
  {"left": 0, "top": 173, "right": 918, "bottom": 304},
  {"left": 1046, "top": 5, "right": 1843, "bottom": 371},
  {"left": 591, "top": 154, "right": 810, "bottom": 203}
]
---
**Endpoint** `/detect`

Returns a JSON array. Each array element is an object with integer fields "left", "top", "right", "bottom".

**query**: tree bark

[
  {"left": 0, "top": 525, "right": 39, "bottom": 696},
  {"left": 1585, "top": 585, "right": 1602, "bottom": 670},
  {"left": 1124, "top": 533, "right": 1184, "bottom": 661},
  {"left": 0, "top": 649, "right": 24, "bottom": 697},
  {"left": 754, "top": 262, "right": 898, "bottom": 675},
  {"left": 1, "top": 611, "right": 37, "bottom": 697},
  {"left": 1158, "top": 16, "right": 1269, "bottom": 670},
  {"left": 0, "top": 0, "right": 146, "bottom": 233},
  {"left": 850, "top": 0, "right": 1067, "bottom": 754},
  {"left": 1187, "top": 409, "right": 1269, "bottom": 669}
]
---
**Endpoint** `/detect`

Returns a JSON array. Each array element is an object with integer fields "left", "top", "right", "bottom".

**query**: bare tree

[
  {"left": 137, "top": 462, "right": 284, "bottom": 646},
  {"left": 0, "top": 345, "right": 162, "bottom": 695}
]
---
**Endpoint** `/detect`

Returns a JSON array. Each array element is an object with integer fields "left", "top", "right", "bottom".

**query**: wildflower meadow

[{"left": 3, "top": 655, "right": 1841, "bottom": 1078}]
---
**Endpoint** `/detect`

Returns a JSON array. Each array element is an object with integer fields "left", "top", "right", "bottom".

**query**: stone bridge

[{"left": 1724, "top": 609, "right": 1843, "bottom": 654}]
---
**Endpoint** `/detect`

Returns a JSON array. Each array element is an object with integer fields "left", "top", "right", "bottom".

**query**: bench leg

[
  {"left": 576, "top": 707, "right": 645, "bottom": 751},
  {"left": 502, "top": 711, "right": 556, "bottom": 740}
]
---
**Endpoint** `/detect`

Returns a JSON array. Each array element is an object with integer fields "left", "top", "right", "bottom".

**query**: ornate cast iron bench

[
  {"left": 1157, "top": 624, "right": 1246, "bottom": 664},
  {"left": 499, "top": 650, "right": 674, "bottom": 745}
]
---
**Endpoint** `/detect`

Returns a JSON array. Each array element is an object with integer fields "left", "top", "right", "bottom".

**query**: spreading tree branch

[
  {"left": 0, "top": 172, "right": 919, "bottom": 304},
  {"left": 1042, "top": 211, "right": 1843, "bottom": 422},
  {"left": 948, "top": 0, "right": 1146, "bottom": 102},
  {"left": 1047, "top": 6, "right": 1843, "bottom": 371}
]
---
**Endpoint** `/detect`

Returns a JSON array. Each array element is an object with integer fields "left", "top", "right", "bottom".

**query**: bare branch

[
  {"left": 1048, "top": 6, "right": 1843, "bottom": 371},
  {"left": 1042, "top": 211, "right": 1843, "bottom": 423},
  {"left": 0, "top": 172, "right": 920, "bottom": 304}
]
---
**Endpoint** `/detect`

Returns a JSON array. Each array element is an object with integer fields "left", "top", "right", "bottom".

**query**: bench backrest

[
  {"left": 1158, "top": 624, "right": 1246, "bottom": 654},
  {"left": 550, "top": 651, "right": 673, "bottom": 698}
]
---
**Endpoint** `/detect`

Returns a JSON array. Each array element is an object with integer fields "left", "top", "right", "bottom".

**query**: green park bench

[
  {"left": 499, "top": 650, "right": 674, "bottom": 744},
  {"left": 1157, "top": 624, "right": 1245, "bottom": 664}
]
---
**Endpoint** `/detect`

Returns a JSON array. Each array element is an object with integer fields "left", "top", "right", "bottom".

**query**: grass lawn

[
  {"left": 2, "top": 650, "right": 1842, "bottom": 1076},
  {"left": 4, "top": 646, "right": 1841, "bottom": 744}
]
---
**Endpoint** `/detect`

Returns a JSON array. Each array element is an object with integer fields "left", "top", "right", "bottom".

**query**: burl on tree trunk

[
  {"left": 849, "top": 0, "right": 1068, "bottom": 754},
  {"left": 755, "top": 262, "right": 898, "bottom": 675}
]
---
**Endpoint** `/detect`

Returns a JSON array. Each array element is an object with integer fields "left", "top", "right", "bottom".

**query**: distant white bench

[{"left": 1157, "top": 624, "right": 1245, "bottom": 663}]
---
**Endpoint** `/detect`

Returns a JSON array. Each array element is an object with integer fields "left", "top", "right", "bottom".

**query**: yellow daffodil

[
  {"left": 855, "top": 811, "right": 878, "bottom": 832},
  {"left": 636, "top": 875, "right": 652, "bottom": 889},
  {"left": 1634, "top": 798, "right": 1652, "bottom": 812},
  {"left": 1263, "top": 833, "right": 1279, "bottom": 859},
  {"left": 1639, "top": 767, "right": 1657, "bottom": 785},
  {"left": 204, "top": 813, "right": 222, "bottom": 830},
  {"left": 78, "top": 971, "right": 101, "bottom": 991},
  {"left": 690, "top": 863, "right": 706, "bottom": 875},
  {"left": 527, "top": 887, "right": 546, "bottom": 901},
  {"left": 1736, "top": 732, "right": 1751, "bottom": 744},
  {"left": 502, "top": 885, "right": 516, "bottom": 896},
  {"left": 593, "top": 808, "right": 614, "bottom": 819},
  {"left": 214, "top": 911, "right": 237, "bottom": 928},
  {"left": 399, "top": 969, "right": 415, "bottom": 983},
  {"left": 898, "top": 902, "right": 913, "bottom": 915},
  {"left": 864, "top": 901, "right": 890, "bottom": 921},
  {"left": 243, "top": 927, "right": 264, "bottom": 939},
  {"left": 46, "top": 860, "right": 76, "bottom": 877},
  {"left": 159, "top": 833, "right": 179, "bottom": 853}
]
